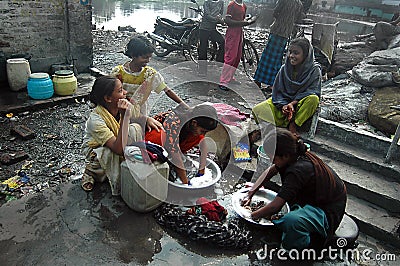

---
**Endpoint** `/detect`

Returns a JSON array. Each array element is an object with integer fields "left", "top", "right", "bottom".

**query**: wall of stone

[{"left": 0, "top": 0, "right": 92, "bottom": 81}]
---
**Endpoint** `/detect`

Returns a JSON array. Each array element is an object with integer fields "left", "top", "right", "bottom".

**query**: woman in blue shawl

[{"left": 252, "top": 38, "right": 321, "bottom": 136}]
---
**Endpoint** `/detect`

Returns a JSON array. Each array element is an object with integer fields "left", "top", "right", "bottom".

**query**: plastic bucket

[
  {"left": 120, "top": 160, "right": 169, "bottom": 213},
  {"left": 27, "top": 73, "right": 54, "bottom": 100},
  {"left": 6, "top": 58, "right": 31, "bottom": 91},
  {"left": 53, "top": 70, "right": 77, "bottom": 96},
  {"left": 256, "top": 146, "right": 272, "bottom": 174}
]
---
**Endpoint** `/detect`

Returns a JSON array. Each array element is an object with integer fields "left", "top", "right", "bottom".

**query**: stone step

[
  {"left": 346, "top": 195, "right": 400, "bottom": 249},
  {"left": 316, "top": 153, "right": 400, "bottom": 215},
  {"left": 314, "top": 118, "right": 400, "bottom": 163},
  {"left": 304, "top": 135, "right": 400, "bottom": 183}
]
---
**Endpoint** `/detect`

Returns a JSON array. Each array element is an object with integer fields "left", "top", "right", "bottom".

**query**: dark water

[
  {"left": 92, "top": 0, "right": 373, "bottom": 41},
  {"left": 92, "top": 0, "right": 274, "bottom": 33}
]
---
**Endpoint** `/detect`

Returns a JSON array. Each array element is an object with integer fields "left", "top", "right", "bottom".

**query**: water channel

[{"left": 92, "top": 0, "right": 374, "bottom": 42}]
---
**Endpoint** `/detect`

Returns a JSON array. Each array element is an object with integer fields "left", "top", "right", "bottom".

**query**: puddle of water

[
  {"left": 92, "top": 0, "right": 373, "bottom": 42},
  {"left": 92, "top": 0, "right": 276, "bottom": 33}
]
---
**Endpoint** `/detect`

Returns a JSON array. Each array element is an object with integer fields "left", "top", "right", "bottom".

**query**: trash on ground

[
  {"left": 0, "top": 151, "right": 29, "bottom": 165},
  {"left": 11, "top": 124, "right": 36, "bottom": 140}
]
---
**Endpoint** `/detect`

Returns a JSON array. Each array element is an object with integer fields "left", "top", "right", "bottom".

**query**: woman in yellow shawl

[{"left": 81, "top": 76, "right": 142, "bottom": 194}]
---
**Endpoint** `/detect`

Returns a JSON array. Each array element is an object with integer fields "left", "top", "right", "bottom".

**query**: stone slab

[{"left": 368, "top": 86, "right": 400, "bottom": 135}]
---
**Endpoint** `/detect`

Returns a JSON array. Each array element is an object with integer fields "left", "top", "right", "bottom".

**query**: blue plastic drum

[{"left": 27, "top": 73, "right": 54, "bottom": 100}]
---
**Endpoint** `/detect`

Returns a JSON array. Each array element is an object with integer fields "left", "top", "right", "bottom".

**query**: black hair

[
  {"left": 179, "top": 104, "right": 218, "bottom": 142},
  {"left": 263, "top": 128, "right": 338, "bottom": 200},
  {"left": 263, "top": 128, "right": 307, "bottom": 158},
  {"left": 289, "top": 37, "right": 311, "bottom": 59},
  {"left": 188, "top": 104, "right": 218, "bottom": 131},
  {"left": 89, "top": 75, "right": 117, "bottom": 107},
  {"left": 124, "top": 34, "right": 155, "bottom": 58}
]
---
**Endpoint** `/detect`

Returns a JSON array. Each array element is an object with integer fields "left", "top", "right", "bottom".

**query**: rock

[
  {"left": 352, "top": 47, "right": 400, "bottom": 87},
  {"left": 0, "top": 151, "right": 29, "bottom": 165},
  {"left": 118, "top": 26, "right": 136, "bottom": 32},
  {"left": 320, "top": 79, "right": 373, "bottom": 123},
  {"left": 322, "top": 105, "right": 353, "bottom": 122},
  {"left": 364, "top": 48, "right": 400, "bottom": 65},
  {"left": 330, "top": 42, "right": 374, "bottom": 76},
  {"left": 352, "top": 62, "right": 396, "bottom": 87},
  {"left": 368, "top": 86, "right": 400, "bottom": 135},
  {"left": 11, "top": 124, "right": 35, "bottom": 140},
  {"left": 388, "top": 34, "right": 400, "bottom": 49}
]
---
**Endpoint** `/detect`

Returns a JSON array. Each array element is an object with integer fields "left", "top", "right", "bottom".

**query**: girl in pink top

[{"left": 219, "top": 0, "right": 256, "bottom": 90}]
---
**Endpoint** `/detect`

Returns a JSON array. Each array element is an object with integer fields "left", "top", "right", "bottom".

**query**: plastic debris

[
  {"left": 22, "top": 160, "right": 34, "bottom": 169},
  {"left": 44, "top": 134, "right": 58, "bottom": 139},
  {"left": 20, "top": 186, "right": 33, "bottom": 195},
  {"left": 2, "top": 176, "right": 21, "bottom": 190},
  {"left": 5, "top": 195, "right": 17, "bottom": 202},
  {"left": 18, "top": 171, "right": 30, "bottom": 183},
  {"left": 232, "top": 143, "right": 251, "bottom": 163},
  {"left": 59, "top": 167, "right": 75, "bottom": 178},
  {"left": 11, "top": 124, "right": 36, "bottom": 140}
]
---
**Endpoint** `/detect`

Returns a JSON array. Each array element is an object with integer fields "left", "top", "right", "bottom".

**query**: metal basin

[
  {"left": 168, "top": 154, "right": 221, "bottom": 189},
  {"left": 231, "top": 187, "right": 290, "bottom": 226}
]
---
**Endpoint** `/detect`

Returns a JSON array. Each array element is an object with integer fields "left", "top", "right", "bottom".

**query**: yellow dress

[{"left": 111, "top": 62, "right": 167, "bottom": 116}]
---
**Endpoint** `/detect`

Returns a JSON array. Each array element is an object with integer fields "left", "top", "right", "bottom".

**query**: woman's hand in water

[
  {"left": 146, "top": 116, "right": 164, "bottom": 132},
  {"left": 241, "top": 190, "right": 255, "bottom": 207},
  {"left": 196, "top": 168, "right": 205, "bottom": 177}
]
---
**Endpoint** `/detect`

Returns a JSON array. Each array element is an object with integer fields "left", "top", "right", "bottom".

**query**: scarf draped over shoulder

[
  {"left": 272, "top": 44, "right": 322, "bottom": 109},
  {"left": 87, "top": 105, "right": 120, "bottom": 148}
]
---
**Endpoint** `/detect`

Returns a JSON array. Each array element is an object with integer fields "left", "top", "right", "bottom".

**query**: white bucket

[
  {"left": 6, "top": 58, "right": 31, "bottom": 91},
  {"left": 120, "top": 160, "right": 169, "bottom": 213},
  {"left": 256, "top": 146, "right": 272, "bottom": 175}
]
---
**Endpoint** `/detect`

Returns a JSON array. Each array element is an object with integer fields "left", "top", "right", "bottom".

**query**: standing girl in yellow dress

[{"left": 111, "top": 34, "right": 189, "bottom": 132}]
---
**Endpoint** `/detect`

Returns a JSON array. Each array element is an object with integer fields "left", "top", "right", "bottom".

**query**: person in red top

[
  {"left": 145, "top": 104, "right": 218, "bottom": 185},
  {"left": 219, "top": 0, "right": 256, "bottom": 90}
]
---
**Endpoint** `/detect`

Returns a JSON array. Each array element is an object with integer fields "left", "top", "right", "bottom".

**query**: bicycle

[{"left": 187, "top": 23, "right": 259, "bottom": 80}]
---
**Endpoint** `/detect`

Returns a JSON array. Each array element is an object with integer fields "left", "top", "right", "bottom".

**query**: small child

[
  {"left": 145, "top": 104, "right": 218, "bottom": 185},
  {"left": 111, "top": 34, "right": 189, "bottom": 131}
]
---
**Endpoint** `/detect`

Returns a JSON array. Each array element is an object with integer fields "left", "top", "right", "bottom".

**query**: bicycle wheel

[
  {"left": 241, "top": 39, "right": 259, "bottom": 79},
  {"left": 188, "top": 29, "right": 218, "bottom": 63},
  {"left": 151, "top": 28, "right": 172, "bottom": 57}
]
